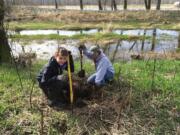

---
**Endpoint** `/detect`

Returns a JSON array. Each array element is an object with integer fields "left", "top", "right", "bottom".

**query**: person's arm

[
  {"left": 79, "top": 45, "right": 93, "bottom": 59},
  {"left": 83, "top": 48, "right": 93, "bottom": 59},
  {"left": 40, "top": 66, "right": 58, "bottom": 86},
  {"left": 95, "top": 60, "right": 108, "bottom": 86}
]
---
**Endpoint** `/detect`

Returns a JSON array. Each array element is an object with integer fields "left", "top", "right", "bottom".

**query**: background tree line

[{"left": 5, "top": 0, "right": 177, "bottom": 5}]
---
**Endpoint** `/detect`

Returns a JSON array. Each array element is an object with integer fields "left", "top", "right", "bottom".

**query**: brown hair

[{"left": 54, "top": 47, "right": 68, "bottom": 57}]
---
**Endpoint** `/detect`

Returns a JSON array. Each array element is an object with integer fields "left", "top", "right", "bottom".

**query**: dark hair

[{"left": 54, "top": 47, "right": 68, "bottom": 57}]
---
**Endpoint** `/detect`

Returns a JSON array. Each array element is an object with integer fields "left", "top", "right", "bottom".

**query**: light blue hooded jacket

[{"left": 83, "top": 48, "right": 115, "bottom": 85}]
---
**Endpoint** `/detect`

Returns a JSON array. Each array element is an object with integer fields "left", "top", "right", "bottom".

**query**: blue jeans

[{"left": 87, "top": 71, "right": 114, "bottom": 86}]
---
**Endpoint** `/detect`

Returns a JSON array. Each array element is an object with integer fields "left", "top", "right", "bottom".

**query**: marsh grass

[{"left": 0, "top": 59, "right": 179, "bottom": 134}]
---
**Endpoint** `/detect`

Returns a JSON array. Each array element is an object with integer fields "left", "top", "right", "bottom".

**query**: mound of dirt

[
  {"left": 36, "top": 73, "right": 132, "bottom": 134},
  {"left": 64, "top": 76, "right": 132, "bottom": 133}
]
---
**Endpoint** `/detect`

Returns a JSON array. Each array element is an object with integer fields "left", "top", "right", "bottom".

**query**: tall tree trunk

[
  {"left": 12, "top": 0, "right": 15, "bottom": 5},
  {"left": 124, "top": 0, "right": 127, "bottom": 10},
  {"left": 80, "top": 0, "right": 83, "bottom": 10},
  {"left": 104, "top": 0, "right": 107, "bottom": 10},
  {"left": 156, "top": 0, "right": 161, "bottom": 10},
  {"left": 22, "top": 0, "right": 25, "bottom": 5},
  {"left": 113, "top": 0, "right": 117, "bottom": 11},
  {"left": 141, "top": 29, "right": 146, "bottom": 52},
  {"left": 111, "top": 0, "right": 113, "bottom": 11},
  {"left": 144, "top": 0, "right": 148, "bottom": 9},
  {"left": 55, "top": 0, "right": 58, "bottom": 9},
  {"left": 0, "top": 0, "right": 11, "bottom": 63},
  {"left": 111, "top": 0, "right": 117, "bottom": 11},
  {"left": 178, "top": 32, "right": 180, "bottom": 49},
  {"left": 98, "top": 0, "right": 103, "bottom": 11},
  {"left": 151, "top": 29, "right": 157, "bottom": 51},
  {"left": 41, "top": 0, "right": 44, "bottom": 5},
  {"left": 144, "top": 0, "right": 151, "bottom": 10},
  {"left": 147, "top": 0, "right": 151, "bottom": 10}
]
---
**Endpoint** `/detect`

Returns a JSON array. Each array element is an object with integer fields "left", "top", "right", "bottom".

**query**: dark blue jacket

[{"left": 37, "top": 55, "right": 74, "bottom": 87}]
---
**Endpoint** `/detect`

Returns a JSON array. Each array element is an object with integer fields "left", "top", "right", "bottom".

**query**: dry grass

[
  {"left": 6, "top": 7, "right": 180, "bottom": 30},
  {"left": 131, "top": 51, "right": 180, "bottom": 60},
  {"left": 29, "top": 77, "right": 135, "bottom": 134},
  {"left": 6, "top": 7, "right": 180, "bottom": 23}
]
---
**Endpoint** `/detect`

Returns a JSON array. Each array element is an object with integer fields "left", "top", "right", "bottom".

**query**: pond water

[
  {"left": 10, "top": 28, "right": 179, "bottom": 37},
  {"left": 9, "top": 29, "right": 180, "bottom": 61},
  {"left": 10, "top": 29, "right": 99, "bottom": 36}
]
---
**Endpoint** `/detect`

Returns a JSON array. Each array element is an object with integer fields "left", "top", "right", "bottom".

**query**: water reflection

[
  {"left": 12, "top": 29, "right": 99, "bottom": 36},
  {"left": 9, "top": 29, "right": 179, "bottom": 61},
  {"left": 10, "top": 28, "right": 179, "bottom": 37}
]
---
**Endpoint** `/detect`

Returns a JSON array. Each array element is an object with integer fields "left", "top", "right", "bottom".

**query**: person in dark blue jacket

[{"left": 37, "top": 47, "right": 74, "bottom": 107}]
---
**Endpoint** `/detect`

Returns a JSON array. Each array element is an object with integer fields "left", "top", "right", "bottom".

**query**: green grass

[
  {"left": 8, "top": 21, "right": 98, "bottom": 31},
  {"left": 113, "top": 60, "right": 180, "bottom": 134},
  {"left": 8, "top": 21, "right": 65, "bottom": 31},
  {"left": 7, "top": 20, "right": 180, "bottom": 31},
  {"left": 176, "top": 48, "right": 180, "bottom": 53},
  {"left": 0, "top": 59, "right": 179, "bottom": 134},
  {"left": 11, "top": 32, "right": 149, "bottom": 42},
  {"left": 116, "top": 60, "right": 180, "bottom": 93}
]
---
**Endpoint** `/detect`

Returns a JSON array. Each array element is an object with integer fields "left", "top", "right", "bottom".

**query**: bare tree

[
  {"left": 141, "top": 29, "right": 146, "bottom": 51},
  {"left": 22, "top": 0, "right": 25, "bottom": 5},
  {"left": 156, "top": 0, "right": 161, "bottom": 10},
  {"left": 80, "top": 0, "right": 83, "bottom": 10},
  {"left": 12, "top": 0, "right": 15, "bottom": 5},
  {"left": 55, "top": 0, "right": 58, "bottom": 9},
  {"left": 41, "top": 0, "right": 44, "bottom": 5},
  {"left": 111, "top": 0, "right": 117, "bottom": 11},
  {"left": 0, "top": 0, "right": 11, "bottom": 63},
  {"left": 148, "top": 0, "right": 151, "bottom": 9},
  {"left": 124, "top": 0, "right": 127, "bottom": 10},
  {"left": 144, "top": 0, "right": 151, "bottom": 10},
  {"left": 151, "top": 29, "right": 157, "bottom": 51},
  {"left": 104, "top": 0, "right": 108, "bottom": 10},
  {"left": 98, "top": 0, "right": 103, "bottom": 10},
  {"left": 178, "top": 32, "right": 180, "bottom": 49},
  {"left": 144, "top": 0, "right": 148, "bottom": 9}
]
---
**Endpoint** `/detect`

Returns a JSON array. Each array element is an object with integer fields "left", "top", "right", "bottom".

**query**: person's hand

[
  {"left": 57, "top": 75, "right": 65, "bottom": 80},
  {"left": 68, "top": 51, "right": 71, "bottom": 55},
  {"left": 78, "top": 44, "right": 86, "bottom": 51},
  {"left": 78, "top": 70, "right": 85, "bottom": 78},
  {"left": 73, "top": 82, "right": 79, "bottom": 88}
]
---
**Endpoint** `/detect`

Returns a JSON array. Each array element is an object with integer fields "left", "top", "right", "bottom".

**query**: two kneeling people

[{"left": 37, "top": 45, "right": 114, "bottom": 107}]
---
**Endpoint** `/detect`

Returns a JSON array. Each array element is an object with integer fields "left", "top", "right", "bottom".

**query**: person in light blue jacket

[{"left": 79, "top": 45, "right": 115, "bottom": 86}]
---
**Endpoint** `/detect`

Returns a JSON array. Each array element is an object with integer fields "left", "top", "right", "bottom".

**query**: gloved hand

[
  {"left": 78, "top": 70, "right": 85, "bottom": 78},
  {"left": 78, "top": 44, "right": 86, "bottom": 51},
  {"left": 56, "top": 75, "right": 65, "bottom": 80},
  {"left": 68, "top": 51, "right": 71, "bottom": 55}
]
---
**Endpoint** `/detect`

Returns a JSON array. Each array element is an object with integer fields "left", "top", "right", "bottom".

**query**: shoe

[
  {"left": 48, "top": 99, "right": 66, "bottom": 108},
  {"left": 54, "top": 102, "right": 67, "bottom": 108}
]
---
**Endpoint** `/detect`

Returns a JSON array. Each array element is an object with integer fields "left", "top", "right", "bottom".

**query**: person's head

[
  {"left": 89, "top": 45, "right": 101, "bottom": 60},
  {"left": 54, "top": 47, "right": 68, "bottom": 65}
]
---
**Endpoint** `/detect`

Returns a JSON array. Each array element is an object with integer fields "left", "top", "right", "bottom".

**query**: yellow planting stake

[{"left": 67, "top": 55, "right": 73, "bottom": 105}]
